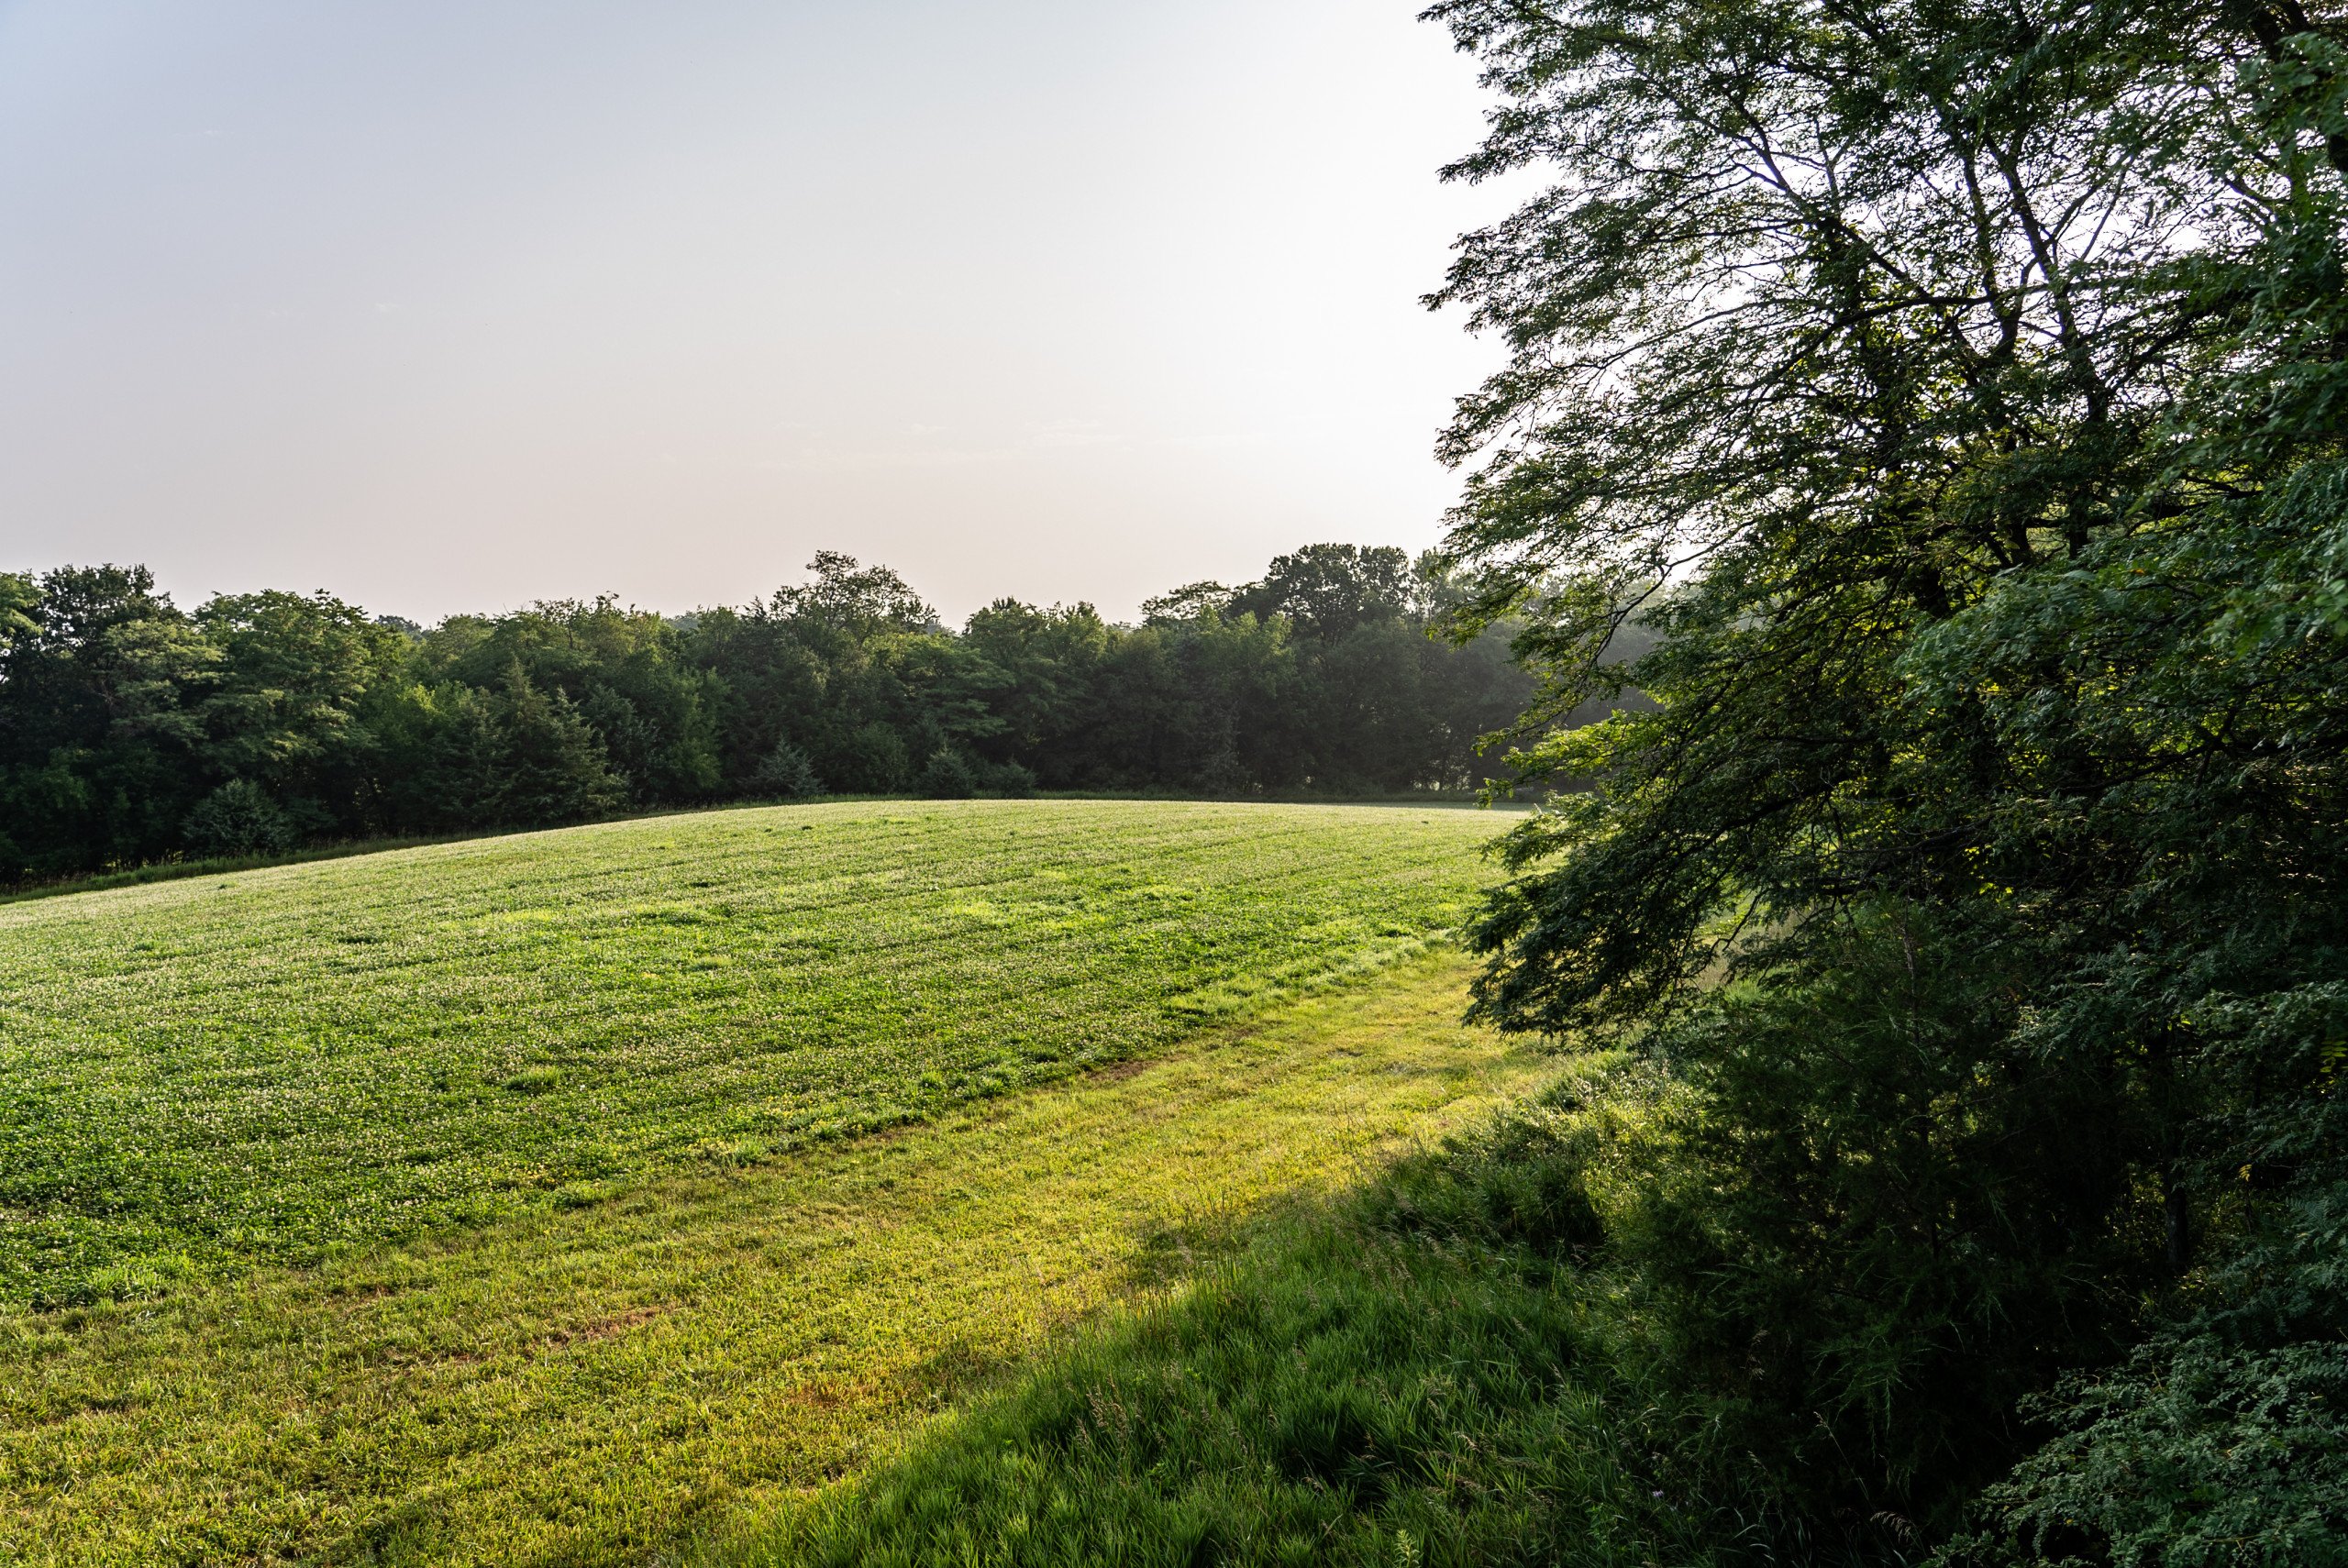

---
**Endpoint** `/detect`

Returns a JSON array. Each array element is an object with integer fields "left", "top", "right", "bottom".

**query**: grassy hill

[
  {"left": 0, "top": 800, "right": 1547, "bottom": 1565},
  {"left": 0, "top": 800, "right": 1496, "bottom": 1309}
]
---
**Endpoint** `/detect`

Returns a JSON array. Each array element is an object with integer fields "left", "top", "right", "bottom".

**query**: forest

[{"left": 0, "top": 543, "right": 1534, "bottom": 881}]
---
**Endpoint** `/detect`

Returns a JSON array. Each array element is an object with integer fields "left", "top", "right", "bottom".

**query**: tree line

[{"left": 0, "top": 544, "right": 1533, "bottom": 882}]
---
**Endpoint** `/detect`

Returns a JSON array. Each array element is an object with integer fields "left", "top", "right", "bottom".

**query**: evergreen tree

[
  {"left": 182, "top": 778, "right": 295, "bottom": 858},
  {"left": 748, "top": 738, "right": 825, "bottom": 799},
  {"left": 487, "top": 662, "right": 625, "bottom": 827}
]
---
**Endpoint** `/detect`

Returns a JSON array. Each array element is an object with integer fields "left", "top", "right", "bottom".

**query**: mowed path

[{"left": 0, "top": 956, "right": 1542, "bottom": 1567}]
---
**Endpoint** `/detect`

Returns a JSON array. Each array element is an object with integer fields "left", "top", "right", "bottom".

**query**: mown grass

[
  {"left": 711, "top": 1064, "right": 1751, "bottom": 1568},
  {"left": 0, "top": 833, "right": 481, "bottom": 907},
  {"left": 0, "top": 796, "right": 1511, "bottom": 909},
  {"left": 0, "top": 955, "right": 1543, "bottom": 1567},
  {"left": 0, "top": 800, "right": 1498, "bottom": 1308}
]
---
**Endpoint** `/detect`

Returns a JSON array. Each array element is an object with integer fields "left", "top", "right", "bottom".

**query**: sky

[{"left": 0, "top": 1, "right": 1517, "bottom": 626}]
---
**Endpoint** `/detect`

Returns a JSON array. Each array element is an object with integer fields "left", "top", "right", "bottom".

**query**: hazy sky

[{"left": 0, "top": 1, "right": 1513, "bottom": 625}]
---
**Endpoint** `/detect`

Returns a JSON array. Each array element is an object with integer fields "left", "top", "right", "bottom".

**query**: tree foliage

[{"left": 1427, "top": 0, "right": 2348, "bottom": 1550}]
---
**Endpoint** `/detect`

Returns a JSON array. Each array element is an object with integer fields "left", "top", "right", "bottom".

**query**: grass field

[
  {"left": 714, "top": 1059, "right": 1731, "bottom": 1568},
  {"left": 0, "top": 955, "right": 1540, "bottom": 1566},
  {"left": 0, "top": 800, "right": 1542, "bottom": 1564},
  {"left": 0, "top": 800, "right": 1499, "bottom": 1309}
]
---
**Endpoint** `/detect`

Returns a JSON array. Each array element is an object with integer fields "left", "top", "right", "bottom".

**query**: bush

[
  {"left": 1945, "top": 1184, "right": 2348, "bottom": 1568},
  {"left": 1952, "top": 1335, "right": 2348, "bottom": 1568},
  {"left": 183, "top": 780, "right": 295, "bottom": 858},
  {"left": 828, "top": 723, "right": 911, "bottom": 794},
  {"left": 980, "top": 759, "right": 1037, "bottom": 798},
  {"left": 1617, "top": 910, "right": 2154, "bottom": 1535},
  {"left": 916, "top": 746, "right": 977, "bottom": 799}
]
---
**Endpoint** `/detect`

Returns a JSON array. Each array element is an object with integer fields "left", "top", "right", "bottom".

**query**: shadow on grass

[{"left": 703, "top": 1077, "right": 1765, "bottom": 1568}]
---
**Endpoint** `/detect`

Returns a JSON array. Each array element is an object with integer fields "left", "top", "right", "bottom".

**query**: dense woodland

[{"left": 0, "top": 544, "right": 1534, "bottom": 881}]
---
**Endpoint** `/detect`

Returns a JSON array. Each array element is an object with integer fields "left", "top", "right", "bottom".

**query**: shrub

[
  {"left": 1944, "top": 1184, "right": 2348, "bottom": 1568},
  {"left": 916, "top": 746, "right": 977, "bottom": 799},
  {"left": 183, "top": 779, "right": 295, "bottom": 858},
  {"left": 980, "top": 759, "right": 1037, "bottom": 798},
  {"left": 828, "top": 723, "right": 911, "bottom": 794},
  {"left": 1614, "top": 910, "right": 2155, "bottom": 1536}
]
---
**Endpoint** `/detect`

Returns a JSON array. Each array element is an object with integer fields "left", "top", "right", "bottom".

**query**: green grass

[
  {"left": 707, "top": 1062, "right": 1746, "bottom": 1568},
  {"left": 0, "top": 800, "right": 1500, "bottom": 1309},
  {"left": 0, "top": 833, "right": 466, "bottom": 906},
  {"left": 0, "top": 795, "right": 1513, "bottom": 909},
  {"left": 0, "top": 954, "right": 1545, "bottom": 1566}
]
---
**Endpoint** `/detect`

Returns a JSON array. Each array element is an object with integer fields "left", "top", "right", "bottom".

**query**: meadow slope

[
  {"left": 0, "top": 955, "right": 1541, "bottom": 1566},
  {"left": 0, "top": 800, "right": 1500, "bottom": 1308}
]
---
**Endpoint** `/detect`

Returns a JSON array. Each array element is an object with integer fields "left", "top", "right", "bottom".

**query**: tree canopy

[{"left": 1429, "top": 0, "right": 2348, "bottom": 1553}]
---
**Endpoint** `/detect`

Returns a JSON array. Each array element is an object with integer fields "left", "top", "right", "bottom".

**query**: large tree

[{"left": 1427, "top": 0, "right": 2348, "bottom": 1545}]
